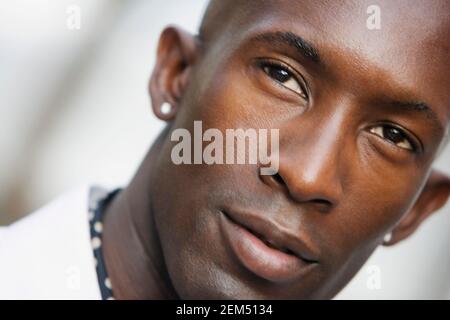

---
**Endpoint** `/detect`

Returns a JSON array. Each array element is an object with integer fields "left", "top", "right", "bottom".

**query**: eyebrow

[
  {"left": 391, "top": 100, "right": 444, "bottom": 134},
  {"left": 253, "top": 31, "right": 320, "bottom": 63}
]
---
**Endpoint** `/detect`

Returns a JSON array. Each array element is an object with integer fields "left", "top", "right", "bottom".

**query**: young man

[{"left": 0, "top": 0, "right": 449, "bottom": 299}]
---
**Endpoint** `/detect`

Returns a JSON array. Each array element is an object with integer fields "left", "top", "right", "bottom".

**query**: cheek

[
  {"left": 313, "top": 155, "right": 425, "bottom": 269},
  {"left": 333, "top": 171, "right": 422, "bottom": 252},
  {"left": 338, "top": 135, "right": 426, "bottom": 241}
]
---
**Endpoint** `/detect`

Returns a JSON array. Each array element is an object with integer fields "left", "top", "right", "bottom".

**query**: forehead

[{"left": 214, "top": 0, "right": 450, "bottom": 129}]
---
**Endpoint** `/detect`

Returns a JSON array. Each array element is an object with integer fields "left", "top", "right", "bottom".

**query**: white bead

[
  {"left": 105, "top": 277, "right": 112, "bottom": 289},
  {"left": 91, "top": 237, "right": 101, "bottom": 249},
  {"left": 94, "top": 221, "right": 103, "bottom": 233}
]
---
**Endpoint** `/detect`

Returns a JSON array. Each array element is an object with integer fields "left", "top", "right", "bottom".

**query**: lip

[{"left": 219, "top": 208, "right": 319, "bottom": 283}]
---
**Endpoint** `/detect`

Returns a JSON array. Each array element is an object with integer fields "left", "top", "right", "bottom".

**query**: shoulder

[{"left": 0, "top": 185, "right": 102, "bottom": 299}]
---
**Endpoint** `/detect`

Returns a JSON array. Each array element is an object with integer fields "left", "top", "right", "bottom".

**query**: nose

[{"left": 260, "top": 113, "right": 346, "bottom": 210}]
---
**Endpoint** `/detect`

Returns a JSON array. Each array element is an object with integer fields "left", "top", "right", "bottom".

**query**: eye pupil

[
  {"left": 266, "top": 66, "right": 291, "bottom": 83},
  {"left": 369, "top": 125, "right": 417, "bottom": 152},
  {"left": 383, "top": 126, "right": 404, "bottom": 143}
]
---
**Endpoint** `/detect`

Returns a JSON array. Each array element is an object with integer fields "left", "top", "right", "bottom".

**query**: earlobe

[
  {"left": 149, "top": 25, "right": 199, "bottom": 121},
  {"left": 383, "top": 170, "right": 450, "bottom": 246}
]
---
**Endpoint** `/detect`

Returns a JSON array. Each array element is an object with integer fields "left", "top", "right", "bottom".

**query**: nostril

[
  {"left": 272, "top": 173, "right": 285, "bottom": 186},
  {"left": 259, "top": 171, "right": 287, "bottom": 190},
  {"left": 311, "top": 198, "right": 333, "bottom": 212},
  {"left": 259, "top": 165, "right": 339, "bottom": 210},
  {"left": 313, "top": 199, "right": 331, "bottom": 205}
]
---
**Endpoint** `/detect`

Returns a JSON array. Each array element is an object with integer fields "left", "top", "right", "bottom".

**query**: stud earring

[
  {"left": 383, "top": 232, "right": 393, "bottom": 244},
  {"left": 160, "top": 102, "right": 173, "bottom": 115}
]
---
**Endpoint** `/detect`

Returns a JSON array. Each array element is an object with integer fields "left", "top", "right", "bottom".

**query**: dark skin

[{"left": 102, "top": 0, "right": 450, "bottom": 299}]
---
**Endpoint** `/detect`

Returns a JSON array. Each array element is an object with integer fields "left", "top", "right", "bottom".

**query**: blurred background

[{"left": 0, "top": 0, "right": 448, "bottom": 299}]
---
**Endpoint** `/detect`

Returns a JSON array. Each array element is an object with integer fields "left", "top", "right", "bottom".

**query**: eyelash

[{"left": 258, "top": 60, "right": 309, "bottom": 100}]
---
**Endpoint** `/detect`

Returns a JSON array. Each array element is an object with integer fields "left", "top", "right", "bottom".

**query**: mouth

[{"left": 219, "top": 208, "right": 319, "bottom": 283}]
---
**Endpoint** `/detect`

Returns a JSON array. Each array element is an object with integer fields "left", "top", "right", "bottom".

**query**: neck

[{"left": 102, "top": 129, "right": 178, "bottom": 299}]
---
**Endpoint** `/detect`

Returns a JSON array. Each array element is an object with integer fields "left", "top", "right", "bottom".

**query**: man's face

[{"left": 150, "top": 0, "right": 450, "bottom": 298}]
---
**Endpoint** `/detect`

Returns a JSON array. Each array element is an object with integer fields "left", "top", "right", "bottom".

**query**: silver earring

[
  {"left": 383, "top": 232, "right": 392, "bottom": 244},
  {"left": 160, "top": 102, "right": 172, "bottom": 115}
]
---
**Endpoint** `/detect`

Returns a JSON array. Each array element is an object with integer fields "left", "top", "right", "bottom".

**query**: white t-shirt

[{"left": 0, "top": 185, "right": 104, "bottom": 299}]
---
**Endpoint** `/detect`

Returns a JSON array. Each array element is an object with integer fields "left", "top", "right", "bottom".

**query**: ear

[
  {"left": 384, "top": 170, "right": 450, "bottom": 246},
  {"left": 149, "top": 25, "right": 199, "bottom": 121}
]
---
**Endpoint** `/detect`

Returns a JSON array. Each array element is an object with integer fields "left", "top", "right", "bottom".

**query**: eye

[
  {"left": 369, "top": 125, "right": 417, "bottom": 151},
  {"left": 261, "top": 61, "right": 307, "bottom": 99}
]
